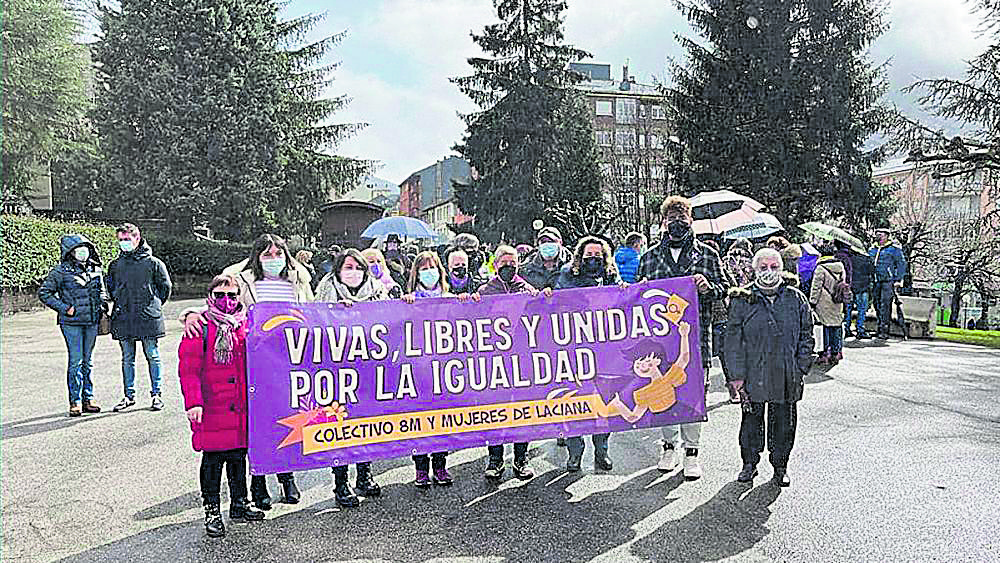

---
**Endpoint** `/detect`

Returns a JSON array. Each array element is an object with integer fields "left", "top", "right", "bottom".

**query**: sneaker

[
  {"left": 773, "top": 468, "right": 791, "bottom": 487},
  {"left": 512, "top": 458, "right": 534, "bottom": 480},
  {"left": 69, "top": 402, "right": 82, "bottom": 417},
  {"left": 683, "top": 449, "right": 703, "bottom": 480},
  {"left": 857, "top": 330, "right": 871, "bottom": 340},
  {"left": 433, "top": 468, "right": 453, "bottom": 486},
  {"left": 594, "top": 453, "right": 613, "bottom": 472},
  {"left": 484, "top": 460, "right": 505, "bottom": 480},
  {"left": 150, "top": 395, "right": 164, "bottom": 411},
  {"left": 414, "top": 470, "right": 431, "bottom": 488},
  {"left": 112, "top": 397, "right": 135, "bottom": 412},
  {"left": 657, "top": 444, "right": 679, "bottom": 472}
]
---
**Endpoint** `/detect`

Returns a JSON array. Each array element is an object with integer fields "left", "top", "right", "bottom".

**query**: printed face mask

[
  {"left": 418, "top": 268, "right": 441, "bottom": 288},
  {"left": 370, "top": 263, "right": 382, "bottom": 278},
  {"left": 756, "top": 268, "right": 782, "bottom": 287},
  {"left": 498, "top": 264, "right": 517, "bottom": 283},
  {"left": 539, "top": 242, "right": 560, "bottom": 259},
  {"left": 261, "top": 257, "right": 286, "bottom": 277},
  {"left": 73, "top": 246, "right": 90, "bottom": 262},
  {"left": 118, "top": 240, "right": 135, "bottom": 253},
  {"left": 341, "top": 270, "right": 364, "bottom": 288}
]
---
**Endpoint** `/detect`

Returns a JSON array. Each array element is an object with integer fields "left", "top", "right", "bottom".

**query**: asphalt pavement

[{"left": 2, "top": 300, "right": 999, "bottom": 563}]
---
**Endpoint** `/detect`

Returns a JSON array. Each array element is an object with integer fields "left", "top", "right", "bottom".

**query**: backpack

[{"left": 832, "top": 278, "right": 852, "bottom": 304}]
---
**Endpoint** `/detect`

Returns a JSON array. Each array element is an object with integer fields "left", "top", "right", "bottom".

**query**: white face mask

[
  {"left": 73, "top": 246, "right": 90, "bottom": 262},
  {"left": 341, "top": 270, "right": 364, "bottom": 288}
]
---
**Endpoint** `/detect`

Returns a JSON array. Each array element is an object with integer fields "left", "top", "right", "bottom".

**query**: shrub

[{"left": 2, "top": 215, "right": 252, "bottom": 291}]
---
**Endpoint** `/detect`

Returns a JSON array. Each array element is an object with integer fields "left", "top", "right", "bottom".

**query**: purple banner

[{"left": 247, "top": 278, "right": 705, "bottom": 474}]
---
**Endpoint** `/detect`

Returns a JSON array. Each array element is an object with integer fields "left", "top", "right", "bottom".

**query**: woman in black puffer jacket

[{"left": 39, "top": 234, "right": 109, "bottom": 417}]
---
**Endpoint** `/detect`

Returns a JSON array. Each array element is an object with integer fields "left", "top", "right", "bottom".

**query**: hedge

[
  {"left": 2, "top": 215, "right": 251, "bottom": 291},
  {"left": 935, "top": 326, "right": 1000, "bottom": 349}
]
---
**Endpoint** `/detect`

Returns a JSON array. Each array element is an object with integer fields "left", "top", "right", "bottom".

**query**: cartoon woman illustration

[{"left": 606, "top": 321, "right": 691, "bottom": 423}]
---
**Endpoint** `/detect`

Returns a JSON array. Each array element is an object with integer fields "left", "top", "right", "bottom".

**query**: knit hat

[{"left": 536, "top": 226, "right": 562, "bottom": 244}]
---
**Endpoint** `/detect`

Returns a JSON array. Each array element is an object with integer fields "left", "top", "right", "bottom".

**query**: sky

[{"left": 165, "top": 1, "right": 999, "bottom": 184}]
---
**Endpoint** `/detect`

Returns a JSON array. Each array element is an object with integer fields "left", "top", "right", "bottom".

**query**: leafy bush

[{"left": 2, "top": 215, "right": 251, "bottom": 290}]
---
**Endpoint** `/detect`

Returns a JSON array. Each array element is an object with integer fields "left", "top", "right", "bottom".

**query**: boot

[
  {"left": 773, "top": 468, "right": 791, "bottom": 487},
  {"left": 512, "top": 456, "right": 534, "bottom": 480},
  {"left": 355, "top": 464, "right": 381, "bottom": 497},
  {"left": 229, "top": 498, "right": 265, "bottom": 522},
  {"left": 250, "top": 475, "right": 272, "bottom": 510},
  {"left": 737, "top": 464, "right": 758, "bottom": 483},
  {"left": 414, "top": 469, "right": 432, "bottom": 488},
  {"left": 594, "top": 452, "right": 613, "bottom": 472},
  {"left": 81, "top": 399, "right": 101, "bottom": 413},
  {"left": 278, "top": 474, "right": 300, "bottom": 504},
  {"left": 204, "top": 503, "right": 225, "bottom": 538},
  {"left": 566, "top": 452, "right": 582, "bottom": 472},
  {"left": 333, "top": 474, "right": 359, "bottom": 508},
  {"left": 484, "top": 458, "right": 505, "bottom": 480},
  {"left": 69, "top": 402, "right": 82, "bottom": 417}
]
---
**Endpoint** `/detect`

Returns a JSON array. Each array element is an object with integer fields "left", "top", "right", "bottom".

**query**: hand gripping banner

[{"left": 247, "top": 277, "right": 706, "bottom": 474}]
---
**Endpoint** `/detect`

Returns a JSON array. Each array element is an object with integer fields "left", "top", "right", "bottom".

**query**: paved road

[{"left": 2, "top": 300, "right": 999, "bottom": 563}]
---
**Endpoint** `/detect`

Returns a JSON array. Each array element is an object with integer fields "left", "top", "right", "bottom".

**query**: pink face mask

[{"left": 212, "top": 295, "right": 240, "bottom": 314}]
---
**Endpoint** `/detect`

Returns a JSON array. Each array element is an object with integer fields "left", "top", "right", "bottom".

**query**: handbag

[{"left": 98, "top": 310, "right": 112, "bottom": 335}]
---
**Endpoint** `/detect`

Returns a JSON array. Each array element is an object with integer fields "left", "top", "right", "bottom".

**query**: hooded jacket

[
  {"left": 613, "top": 246, "right": 640, "bottom": 283},
  {"left": 106, "top": 239, "right": 172, "bottom": 340},
  {"left": 850, "top": 251, "right": 875, "bottom": 292},
  {"left": 809, "top": 256, "right": 847, "bottom": 326},
  {"left": 178, "top": 319, "right": 249, "bottom": 452},
  {"left": 38, "top": 234, "right": 107, "bottom": 326},
  {"left": 725, "top": 275, "right": 814, "bottom": 403}
]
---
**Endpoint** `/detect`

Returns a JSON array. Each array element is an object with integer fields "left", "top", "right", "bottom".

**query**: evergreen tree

[
  {"left": 452, "top": 0, "right": 603, "bottom": 244},
  {"left": 1, "top": 0, "right": 92, "bottom": 206},
  {"left": 668, "top": 0, "right": 892, "bottom": 229},
  {"left": 95, "top": 1, "right": 366, "bottom": 240}
]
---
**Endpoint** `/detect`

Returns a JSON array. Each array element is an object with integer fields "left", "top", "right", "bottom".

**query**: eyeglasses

[{"left": 212, "top": 291, "right": 239, "bottom": 299}]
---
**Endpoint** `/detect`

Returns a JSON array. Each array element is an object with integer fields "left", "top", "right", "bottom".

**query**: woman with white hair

[{"left": 725, "top": 248, "right": 814, "bottom": 487}]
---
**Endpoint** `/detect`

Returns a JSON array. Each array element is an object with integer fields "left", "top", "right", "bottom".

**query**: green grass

[{"left": 936, "top": 326, "right": 1000, "bottom": 349}]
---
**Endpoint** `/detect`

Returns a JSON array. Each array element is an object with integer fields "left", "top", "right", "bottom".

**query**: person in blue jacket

[
  {"left": 39, "top": 234, "right": 109, "bottom": 417},
  {"left": 868, "top": 227, "right": 907, "bottom": 340},
  {"left": 614, "top": 232, "right": 645, "bottom": 283}
]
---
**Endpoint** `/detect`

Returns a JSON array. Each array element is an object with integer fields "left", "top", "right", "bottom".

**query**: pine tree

[
  {"left": 452, "top": 0, "right": 603, "bottom": 244},
  {"left": 1, "top": 0, "right": 92, "bottom": 206},
  {"left": 668, "top": 0, "right": 891, "bottom": 229},
  {"left": 95, "top": 1, "right": 366, "bottom": 240}
]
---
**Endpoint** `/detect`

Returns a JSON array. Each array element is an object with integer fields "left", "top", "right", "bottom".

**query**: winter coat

[
  {"left": 38, "top": 234, "right": 108, "bottom": 326},
  {"left": 809, "top": 257, "right": 846, "bottom": 326},
  {"left": 106, "top": 240, "right": 172, "bottom": 340},
  {"left": 833, "top": 249, "right": 853, "bottom": 288},
  {"left": 520, "top": 247, "right": 571, "bottom": 290},
  {"left": 850, "top": 252, "right": 874, "bottom": 293},
  {"left": 178, "top": 320, "right": 249, "bottom": 452},
  {"left": 779, "top": 244, "right": 803, "bottom": 276},
  {"left": 554, "top": 262, "right": 623, "bottom": 290},
  {"left": 725, "top": 279, "right": 815, "bottom": 403},
  {"left": 869, "top": 243, "right": 907, "bottom": 283},
  {"left": 478, "top": 274, "right": 536, "bottom": 296},
  {"left": 613, "top": 246, "right": 640, "bottom": 283}
]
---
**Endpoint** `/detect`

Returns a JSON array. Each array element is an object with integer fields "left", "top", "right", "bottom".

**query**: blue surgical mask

[
  {"left": 419, "top": 268, "right": 440, "bottom": 289},
  {"left": 539, "top": 242, "right": 559, "bottom": 259},
  {"left": 119, "top": 240, "right": 135, "bottom": 253},
  {"left": 261, "top": 257, "right": 286, "bottom": 277}
]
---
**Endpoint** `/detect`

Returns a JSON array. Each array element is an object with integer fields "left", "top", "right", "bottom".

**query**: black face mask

[
  {"left": 666, "top": 220, "right": 692, "bottom": 247},
  {"left": 583, "top": 256, "right": 604, "bottom": 276},
  {"left": 451, "top": 266, "right": 468, "bottom": 280},
  {"left": 498, "top": 264, "right": 516, "bottom": 283}
]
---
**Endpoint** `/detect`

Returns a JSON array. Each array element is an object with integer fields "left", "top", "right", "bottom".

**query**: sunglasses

[{"left": 212, "top": 291, "right": 239, "bottom": 299}]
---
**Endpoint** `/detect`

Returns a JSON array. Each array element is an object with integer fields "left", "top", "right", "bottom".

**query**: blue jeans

[
  {"left": 844, "top": 291, "right": 869, "bottom": 333},
  {"left": 61, "top": 325, "right": 98, "bottom": 403},
  {"left": 823, "top": 326, "right": 843, "bottom": 356},
  {"left": 120, "top": 338, "right": 162, "bottom": 398},
  {"left": 874, "top": 282, "right": 894, "bottom": 334}
]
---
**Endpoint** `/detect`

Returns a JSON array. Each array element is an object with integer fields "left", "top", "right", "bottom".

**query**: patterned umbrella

[
  {"left": 361, "top": 216, "right": 438, "bottom": 239},
  {"left": 693, "top": 204, "right": 763, "bottom": 235},
  {"left": 689, "top": 189, "right": 765, "bottom": 220},
  {"left": 721, "top": 212, "right": 784, "bottom": 239}
]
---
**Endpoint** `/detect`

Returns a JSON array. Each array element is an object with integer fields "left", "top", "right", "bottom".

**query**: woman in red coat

[{"left": 178, "top": 274, "right": 265, "bottom": 538}]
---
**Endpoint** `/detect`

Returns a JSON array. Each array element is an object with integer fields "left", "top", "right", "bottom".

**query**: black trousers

[
  {"left": 331, "top": 462, "right": 372, "bottom": 483},
  {"left": 739, "top": 402, "right": 797, "bottom": 469},
  {"left": 413, "top": 452, "right": 448, "bottom": 471},
  {"left": 200, "top": 448, "right": 248, "bottom": 506},
  {"left": 488, "top": 442, "right": 528, "bottom": 463}
]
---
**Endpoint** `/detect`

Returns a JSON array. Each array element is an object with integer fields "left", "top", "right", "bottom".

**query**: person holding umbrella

[{"left": 869, "top": 228, "right": 907, "bottom": 340}]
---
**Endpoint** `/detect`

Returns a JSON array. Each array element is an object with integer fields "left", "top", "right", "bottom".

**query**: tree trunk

[{"left": 949, "top": 278, "right": 965, "bottom": 328}]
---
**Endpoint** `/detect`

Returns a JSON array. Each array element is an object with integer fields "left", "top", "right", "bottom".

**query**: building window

[
  {"left": 596, "top": 100, "right": 613, "bottom": 116},
  {"left": 616, "top": 99, "right": 637, "bottom": 124},
  {"left": 600, "top": 163, "right": 613, "bottom": 177},
  {"left": 652, "top": 165, "right": 664, "bottom": 179},
  {"left": 618, "top": 161, "right": 636, "bottom": 181},
  {"left": 615, "top": 131, "right": 635, "bottom": 151},
  {"left": 595, "top": 130, "right": 612, "bottom": 147},
  {"left": 651, "top": 105, "right": 666, "bottom": 120}
]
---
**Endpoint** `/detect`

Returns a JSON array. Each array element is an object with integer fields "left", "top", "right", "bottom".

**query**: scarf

[
  {"left": 331, "top": 276, "right": 384, "bottom": 303},
  {"left": 204, "top": 299, "right": 247, "bottom": 365},
  {"left": 415, "top": 286, "right": 443, "bottom": 299}
]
